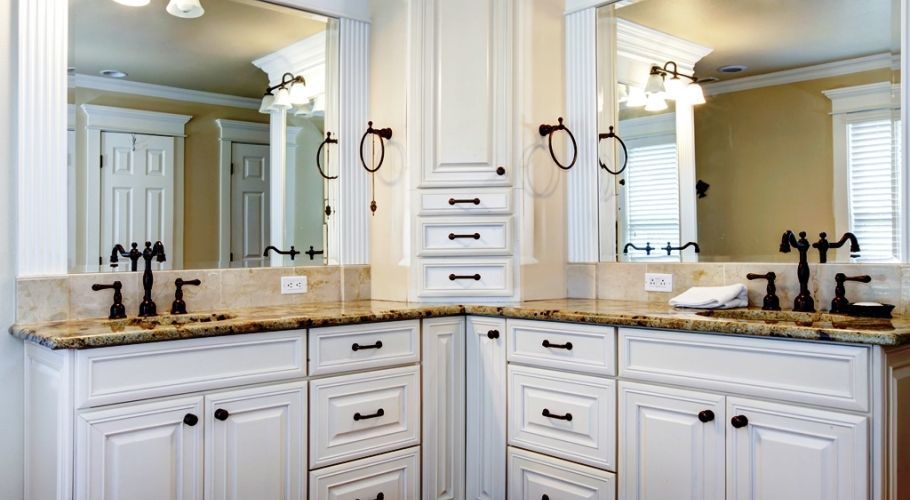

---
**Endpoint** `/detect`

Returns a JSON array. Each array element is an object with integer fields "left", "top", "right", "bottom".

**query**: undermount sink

[
  {"left": 106, "top": 312, "right": 237, "bottom": 329},
  {"left": 695, "top": 309, "right": 849, "bottom": 324}
]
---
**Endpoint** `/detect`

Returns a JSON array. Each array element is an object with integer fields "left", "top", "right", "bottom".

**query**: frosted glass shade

[{"left": 166, "top": 0, "right": 205, "bottom": 18}]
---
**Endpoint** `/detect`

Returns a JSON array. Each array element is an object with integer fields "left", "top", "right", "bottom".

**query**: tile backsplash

[
  {"left": 568, "top": 262, "right": 909, "bottom": 315},
  {"left": 16, "top": 265, "right": 370, "bottom": 323}
]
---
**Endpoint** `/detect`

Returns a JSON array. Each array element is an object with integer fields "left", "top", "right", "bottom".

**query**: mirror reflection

[
  {"left": 598, "top": 0, "right": 902, "bottom": 263},
  {"left": 68, "top": 0, "right": 337, "bottom": 272}
]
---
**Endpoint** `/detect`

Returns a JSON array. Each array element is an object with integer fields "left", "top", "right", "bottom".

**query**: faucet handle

[
  {"left": 171, "top": 278, "right": 202, "bottom": 315},
  {"left": 91, "top": 281, "right": 126, "bottom": 319},
  {"left": 831, "top": 274, "right": 872, "bottom": 313},
  {"left": 746, "top": 272, "right": 781, "bottom": 311}
]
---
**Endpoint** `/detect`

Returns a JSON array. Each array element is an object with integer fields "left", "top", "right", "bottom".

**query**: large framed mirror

[
  {"left": 67, "top": 0, "right": 340, "bottom": 273},
  {"left": 589, "top": 0, "right": 903, "bottom": 264}
]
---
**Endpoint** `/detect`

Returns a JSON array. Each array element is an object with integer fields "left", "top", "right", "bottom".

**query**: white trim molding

[
  {"left": 81, "top": 104, "right": 192, "bottom": 136},
  {"left": 616, "top": 18, "right": 712, "bottom": 86},
  {"left": 18, "top": 0, "right": 69, "bottom": 276},
  {"left": 269, "top": 0, "right": 370, "bottom": 23},
  {"left": 823, "top": 82, "right": 900, "bottom": 115},
  {"left": 704, "top": 53, "right": 899, "bottom": 96},
  {"left": 72, "top": 74, "right": 260, "bottom": 110}
]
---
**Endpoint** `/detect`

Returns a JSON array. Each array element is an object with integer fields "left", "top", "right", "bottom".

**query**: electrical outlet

[
  {"left": 644, "top": 273, "right": 673, "bottom": 292},
  {"left": 280, "top": 276, "right": 308, "bottom": 294}
]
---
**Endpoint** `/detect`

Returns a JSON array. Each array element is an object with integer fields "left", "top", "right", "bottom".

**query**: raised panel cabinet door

[
  {"left": 508, "top": 447, "right": 616, "bottom": 500},
  {"left": 75, "top": 396, "right": 204, "bottom": 500},
  {"left": 414, "top": 0, "right": 512, "bottom": 186},
  {"left": 466, "top": 316, "right": 507, "bottom": 500},
  {"left": 422, "top": 317, "right": 466, "bottom": 500},
  {"left": 204, "top": 381, "right": 307, "bottom": 500},
  {"left": 618, "top": 382, "right": 725, "bottom": 500},
  {"left": 726, "top": 397, "right": 868, "bottom": 500}
]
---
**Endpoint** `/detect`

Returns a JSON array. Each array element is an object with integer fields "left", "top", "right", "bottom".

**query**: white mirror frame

[
  {"left": 564, "top": 0, "right": 910, "bottom": 265},
  {"left": 17, "top": 0, "right": 371, "bottom": 277}
]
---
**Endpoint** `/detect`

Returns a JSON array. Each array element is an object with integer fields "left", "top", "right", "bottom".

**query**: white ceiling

[
  {"left": 70, "top": 0, "right": 329, "bottom": 98},
  {"left": 616, "top": 0, "right": 898, "bottom": 81}
]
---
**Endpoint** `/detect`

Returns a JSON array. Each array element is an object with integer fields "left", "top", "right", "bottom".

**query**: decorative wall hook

[
  {"left": 539, "top": 117, "right": 578, "bottom": 170},
  {"left": 316, "top": 132, "right": 338, "bottom": 180},
  {"left": 598, "top": 126, "right": 628, "bottom": 175},
  {"left": 360, "top": 121, "right": 393, "bottom": 214}
]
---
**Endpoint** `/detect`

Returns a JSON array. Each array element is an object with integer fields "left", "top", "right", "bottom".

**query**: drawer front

[
  {"left": 419, "top": 187, "right": 512, "bottom": 216},
  {"left": 508, "top": 365, "right": 616, "bottom": 470},
  {"left": 309, "top": 447, "right": 420, "bottom": 500},
  {"left": 419, "top": 258, "right": 513, "bottom": 297},
  {"left": 418, "top": 217, "right": 513, "bottom": 256},
  {"left": 75, "top": 330, "right": 306, "bottom": 409},
  {"left": 618, "top": 328, "right": 871, "bottom": 412},
  {"left": 309, "top": 320, "right": 420, "bottom": 376},
  {"left": 507, "top": 319, "right": 616, "bottom": 376},
  {"left": 310, "top": 366, "right": 420, "bottom": 468},
  {"left": 508, "top": 447, "right": 616, "bottom": 500}
]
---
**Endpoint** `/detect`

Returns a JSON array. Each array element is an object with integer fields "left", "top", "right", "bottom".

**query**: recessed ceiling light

[
  {"left": 697, "top": 76, "right": 719, "bottom": 83},
  {"left": 717, "top": 65, "right": 747, "bottom": 74},
  {"left": 100, "top": 69, "right": 128, "bottom": 78},
  {"left": 112, "top": 0, "right": 151, "bottom": 6}
]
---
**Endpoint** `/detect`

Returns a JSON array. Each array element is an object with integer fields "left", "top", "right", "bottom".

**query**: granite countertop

[{"left": 9, "top": 299, "right": 910, "bottom": 349}]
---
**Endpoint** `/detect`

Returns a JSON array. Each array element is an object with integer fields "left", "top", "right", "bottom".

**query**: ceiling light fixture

[
  {"left": 166, "top": 0, "right": 205, "bottom": 18},
  {"left": 99, "top": 69, "right": 128, "bottom": 78},
  {"left": 260, "top": 72, "right": 308, "bottom": 113},
  {"left": 112, "top": 0, "right": 151, "bottom": 6}
]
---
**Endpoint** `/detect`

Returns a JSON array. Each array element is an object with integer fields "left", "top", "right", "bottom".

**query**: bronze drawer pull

[
  {"left": 352, "top": 341, "right": 383, "bottom": 351},
  {"left": 449, "top": 232, "right": 481, "bottom": 240},
  {"left": 542, "top": 339, "right": 573, "bottom": 350},
  {"left": 354, "top": 409, "right": 385, "bottom": 421},
  {"left": 542, "top": 408, "right": 572, "bottom": 421},
  {"left": 449, "top": 274, "right": 481, "bottom": 281},
  {"left": 355, "top": 494, "right": 384, "bottom": 500},
  {"left": 449, "top": 198, "right": 480, "bottom": 205}
]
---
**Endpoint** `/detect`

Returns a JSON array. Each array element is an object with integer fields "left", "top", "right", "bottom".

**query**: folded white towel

[{"left": 669, "top": 284, "right": 748, "bottom": 309}]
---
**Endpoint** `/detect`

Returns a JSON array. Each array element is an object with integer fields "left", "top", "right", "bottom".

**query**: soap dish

[{"left": 845, "top": 302, "right": 895, "bottom": 318}]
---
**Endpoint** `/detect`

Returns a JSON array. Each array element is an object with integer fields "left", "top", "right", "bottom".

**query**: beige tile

[
  {"left": 595, "top": 262, "right": 647, "bottom": 302},
  {"left": 342, "top": 265, "right": 371, "bottom": 301},
  {"left": 812, "top": 263, "right": 902, "bottom": 311},
  {"left": 17, "top": 276, "right": 69, "bottom": 323},
  {"left": 645, "top": 262, "right": 724, "bottom": 303},
  {"left": 220, "top": 266, "right": 342, "bottom": 308},
  {"left": 68, "top": 271, "right": 141, "bottom": 319},
  {"left": 566, "top": 264, "right": 596, "bottom": 299},
  {"left": 150, "top": 269, "right": 223, "bottom": 314},
  {"left": 723, "top": 263, "right": 802, "bottom": 310}
]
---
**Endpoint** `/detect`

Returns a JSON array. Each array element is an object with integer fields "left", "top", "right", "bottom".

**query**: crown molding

[
  {"left": 823, "top": 81, "right": 900, "bottom": 114},
  {"left": 253, "top": 32, "right": 326, "bottom": 86},
  {"left": 269, "top": 0, "right": 369, "bottom": 23},
  {"left": 617, "top": 18, "right": 713, "bottom": 76},
  {"left": 72, "top": 73, "right": 261, "bottom": 110},
  {"left": 82, "top": 104, "right": 192, "bottom": 136},
  {"left": 703, "top": 53, "right": 899, "bottom": 96},
  {"left": 215, "top": 118, "right": 270, "bottom": 143}
]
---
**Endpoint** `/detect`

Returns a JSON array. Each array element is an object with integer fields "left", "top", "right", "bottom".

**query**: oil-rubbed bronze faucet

[
  {"left": 830, "top": 273, "right": 872, "bottom": 314},
  {"left": 779, "top": 230, "right": 814, "bottom": 312},
  {"left": 91, "top": 281, "right": 126, "bottom": 319},
  {"left": 110, "top": 242, "right": 142, "bottom": 271},
  {"left": 812, "top": 232, "right": 860, "bottom": 263},
  {"left": 264, "top": 245, "right": 301, "bottom": 261},
  {"left": 746, "top": 272, "right": 781, "bottom": 311},
  {"left": 139, "top": 241, "right": 167, "bottom": 317},
  {"left": 171, "top": 278, "right": 202, "bottom": 315}
]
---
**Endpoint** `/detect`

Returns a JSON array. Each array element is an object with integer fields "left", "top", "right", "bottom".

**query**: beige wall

[
  {"left": 72, "top": 88, "right": 269, "bottom": 269},
  {"left": 694, "top": 69, "right": 894, "bottom": 261}
]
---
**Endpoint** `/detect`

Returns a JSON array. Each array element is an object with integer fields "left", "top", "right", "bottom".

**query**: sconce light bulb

[
  {"left": 685, "top": 82, "right": 706, "bottom": 105},
  {"left": 644, "top": 72, "right": 666, "bottom": 96},
  {"left": 664, "top": 76, "right": 687, "bottom": 100}
]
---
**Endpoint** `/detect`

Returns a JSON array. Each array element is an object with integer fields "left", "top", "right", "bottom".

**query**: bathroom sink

[
  {"left": 695, "top": 309, "right": 848, "bottom": 324},
  {"left": 106, "top": 312, "right": 237, "bottom": 329}
]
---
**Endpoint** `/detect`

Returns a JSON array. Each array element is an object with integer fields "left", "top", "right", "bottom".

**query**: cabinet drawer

[
  {"left": 310, "top": 366, "right": 420, "bottom": 468},
  {"left": 619, "top": 328, "right": 871, "bottom": 411},
  {"left": 74, "top": 330, "right": 306, "bottom": 409},
  {"left": 507, "top": 319, "right": 616, "bottom": 376},
  {"left": 419, "top": 187, "right": 512, "bottom": 216},
  {"left": 418, "top": 216, "right": 512, "bottom": 256},
  {"left": 419, "top": 258, "right": 513, "bottom": 297},
  {"left": 508, "top": 365, "right": 616, "bottom": 470},
  {"left": 508, "top": 447, "right": 616, "bottom": 500},
  {"left": 308, "top": 320, "right": 420, "bottom": 376},
  {"left": 309, "top": 447, "right": 419, "bottom": 500}
]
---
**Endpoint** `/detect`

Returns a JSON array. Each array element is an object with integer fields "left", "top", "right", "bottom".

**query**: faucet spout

[{"left": 779, "top": 230, "right": 814, "bottom": 312}]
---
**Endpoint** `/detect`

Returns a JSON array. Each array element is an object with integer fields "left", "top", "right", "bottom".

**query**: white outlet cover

[
  {"left": 644, "top": 273, "right": 673, "bottom": 292},
  {"left": 281, "top": 276, "right": 308, "bottom": 294}
]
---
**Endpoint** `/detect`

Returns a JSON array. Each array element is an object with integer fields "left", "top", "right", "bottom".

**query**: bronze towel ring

[
  {"left": 598, "top": 126, "right": 628, "bottom": 175},
  {"left": 359, "top": 121, "right": 393, "bottom": 214},
  {"left": 538, "top": 117, "right": 578, "bottom": 170},
  {"left": 316, "top": 132, "right": 338, "bottom": 180}
]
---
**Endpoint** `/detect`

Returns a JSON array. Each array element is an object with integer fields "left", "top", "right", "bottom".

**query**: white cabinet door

[
  {"left": 205, "top": 381, "right": 307, "bottom": 500},
  {"left": 422, "top": 317, "right": 466, "bottom": 500},
  {"left": 414, "top": 0, "right": 512, "bottom": 187},
  {"left": 618, "top": 382, "right": 725, "bottom": 500},
  {"left": 310, "top": 447, "right": 420, "bottom": 500},
  {"left": 726, "top": 397, "right": 868, "bottom": 500},
  {"left": 466, "top": 316, "right": 507, "bottom": 500},
  {"left": 76, "top": 396, "right": 204, "bottom": 500},
  {"left": 508, "top": 447, "right": 616, "bottom": 500}
]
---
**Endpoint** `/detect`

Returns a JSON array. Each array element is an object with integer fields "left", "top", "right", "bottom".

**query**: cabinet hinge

[
  {"left": 230, "top": 163, "right": 234, "bottom": 175},
  {"left": 99, "top": 155, "right": 103, "bottom": 168}
]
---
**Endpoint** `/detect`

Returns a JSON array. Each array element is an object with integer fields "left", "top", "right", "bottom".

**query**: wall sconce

[
  {"left": 259, "top": 72, "right": 308, "bottom": 113},
  {"left": 626, "top": 61, "right": 705, "bottom": 112},
  {"left": 359, "top": 121, "right": 393, "bottom": 214}
]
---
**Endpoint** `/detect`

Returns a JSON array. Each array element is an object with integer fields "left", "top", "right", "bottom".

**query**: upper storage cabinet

[{"left": 412, "top": 0, "right": 513, "bottom": 187}]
